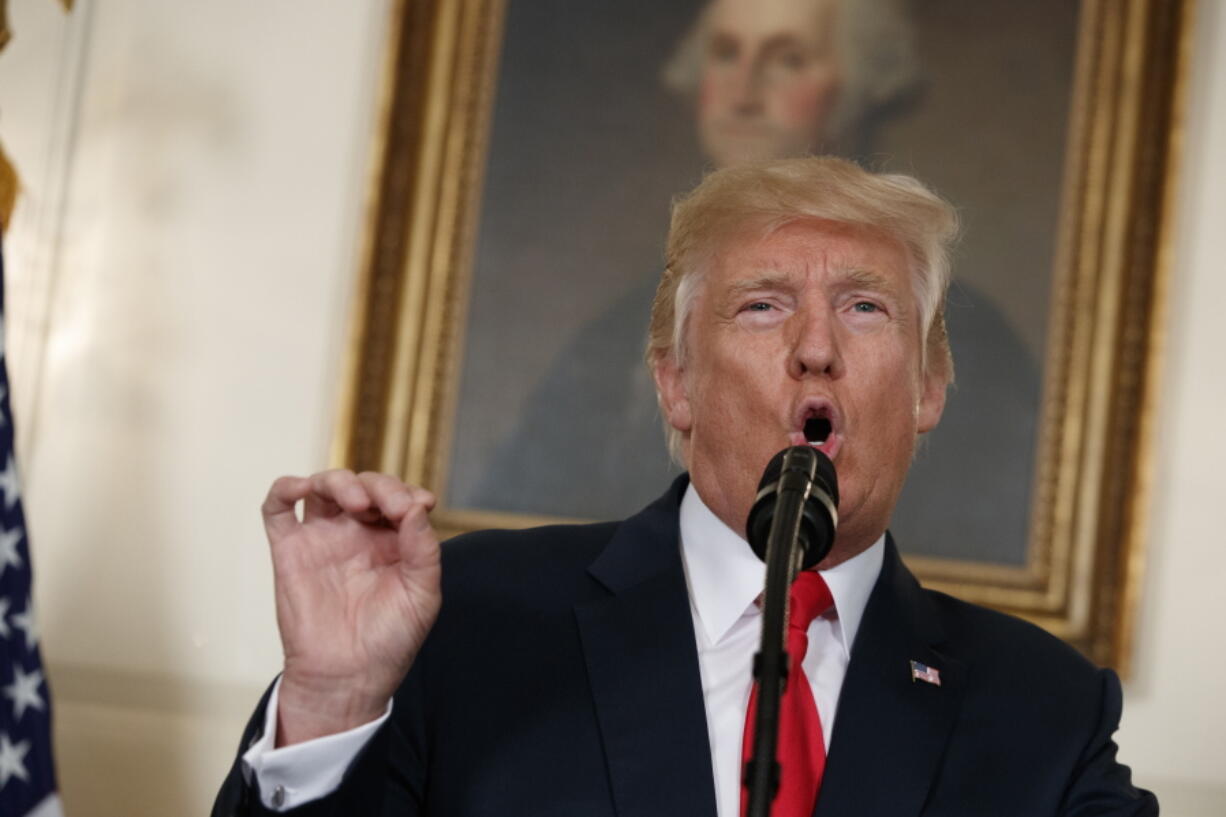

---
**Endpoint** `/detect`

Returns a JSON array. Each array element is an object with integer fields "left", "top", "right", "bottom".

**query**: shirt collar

[
  {"left": 678, "top": 482, "right": 884, "bottom": 657},
  {"left": 818, "top": 525, "right": 883, "bottom": 658}
]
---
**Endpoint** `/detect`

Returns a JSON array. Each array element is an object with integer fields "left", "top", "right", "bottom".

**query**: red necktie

[{"left": 741, "top": 571, "right": 833, "bottom": 817}]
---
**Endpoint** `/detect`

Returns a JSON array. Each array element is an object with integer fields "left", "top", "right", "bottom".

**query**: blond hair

[{"left": 646, "top": 156, "right": 959, "bottom": 461}]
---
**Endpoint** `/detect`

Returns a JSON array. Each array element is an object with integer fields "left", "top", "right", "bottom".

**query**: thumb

[{"left": 398, "top": 502, "right": 441, "bottom": 576}]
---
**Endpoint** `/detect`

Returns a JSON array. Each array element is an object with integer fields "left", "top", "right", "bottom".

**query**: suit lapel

[
  {"left": 815, "top": 537, "right": 966, "bottom": 817},
  {"left": 575, "top": 479, "right": 718, "bottom": 817}
]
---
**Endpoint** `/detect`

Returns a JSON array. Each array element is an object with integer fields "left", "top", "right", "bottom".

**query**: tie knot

[{"left": 789, "top": 571, "right": 833, "bottom": 631}]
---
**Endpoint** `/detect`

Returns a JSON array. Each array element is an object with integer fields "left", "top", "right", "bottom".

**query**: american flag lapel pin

[{"left": 910, "top": 660, "right": 941, "bottom": 686}]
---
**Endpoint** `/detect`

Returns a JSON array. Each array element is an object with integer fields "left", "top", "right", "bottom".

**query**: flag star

[
  {"left": 11, "top": 599, "right": 37, "bottom": 651},
  {"left": 2, "top": 665, "right": 44, "bottom": 720},
  {"left": 0, "top": 598, "right": 10, "bottom": 639},
  {"left": 0, "top": 525, "right": 22, "bottom": 579},
  {"left": 0, "top": 456, "right": 18, "bottom": 510},
  {"left": 0, "top": 732, "right": 30, "bottom": 789}
]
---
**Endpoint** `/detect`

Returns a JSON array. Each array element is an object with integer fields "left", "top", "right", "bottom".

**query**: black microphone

[
  {"left": 742, "top": 446, "right": 839, "bottom": 817},
  {"left": 746, "top": 445, "right": 839, "bottom": 570}
]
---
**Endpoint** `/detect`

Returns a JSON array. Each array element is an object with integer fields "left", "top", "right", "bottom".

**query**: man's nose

[
  {"left": 729, "top": 56, "right": 766, "bottom": 113},
  {"left": 787, "top": 308, "right": 845, "bottom": 379}
]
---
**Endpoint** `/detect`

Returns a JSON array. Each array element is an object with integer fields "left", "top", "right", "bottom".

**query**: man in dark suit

[{"left": 213, "top": 157, "right": 1154, "bottom": 816}]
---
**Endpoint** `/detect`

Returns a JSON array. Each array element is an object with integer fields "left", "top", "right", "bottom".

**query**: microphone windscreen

[
  {"left": 756, "top": 446, "right": 839, "bottom": 508},
  {"left": 747, "top": 446, "right": 839, "bottom": 565}
]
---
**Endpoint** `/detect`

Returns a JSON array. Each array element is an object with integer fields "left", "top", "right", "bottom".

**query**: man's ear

[
  {"left": 918, "top": 318, "right": 953, "bottom": 434},
  {"left": 652, "top": 352, "right": 693, "bottom": 434},
  {"left": 917, "top": 367, "right": 947, "bottom": 434}
]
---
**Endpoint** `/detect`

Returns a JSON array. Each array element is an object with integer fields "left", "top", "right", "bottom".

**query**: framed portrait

[{"left": 335, "top": 0, "right": 1192, "bottom": 670}]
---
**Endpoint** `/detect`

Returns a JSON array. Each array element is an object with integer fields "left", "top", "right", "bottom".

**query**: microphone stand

[{"left": 744, "top": 471, "right": 812, "bottom": 817}]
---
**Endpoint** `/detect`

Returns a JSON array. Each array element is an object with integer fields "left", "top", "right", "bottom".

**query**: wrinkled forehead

[
  {"left": 710, "top": 218, "right": 912, "bottom": 286},
  {"left": 707, "top": 0, "right": 837, "bottom": 43},
  {"left": 695, "top": 214, "right": 907, "bottom": 271}
]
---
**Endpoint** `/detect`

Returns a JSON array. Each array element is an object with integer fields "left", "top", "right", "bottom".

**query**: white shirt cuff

[{"left": 240, "top": 676, "right": 393, "bottom": 811}]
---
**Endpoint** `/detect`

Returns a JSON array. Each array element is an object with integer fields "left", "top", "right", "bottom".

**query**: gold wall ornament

[
  {"left": 0, "top": 0, "right": 77, "bottom": 229},
  {"left": 0, "top": 0, "right": 75, "bottom": 54},
  {"left": 1, "top": 0, "right": 12, "bottom": 230},
  {"left": 337, "top": 0, "right": 1193, "bottom": 673},
  {"left": 1, "top": 1, "right": 11, "bottom": 53},
  {"left": 0, "top": 141, "right": 16, "bottom": 233}
]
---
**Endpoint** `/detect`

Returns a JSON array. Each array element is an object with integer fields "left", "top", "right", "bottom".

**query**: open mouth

[
  {"left": 804, "top": 416, "right": 832, "bottom": 445},
  {"left": 790, "top": 402, "right": 841, "bottom": 460}
]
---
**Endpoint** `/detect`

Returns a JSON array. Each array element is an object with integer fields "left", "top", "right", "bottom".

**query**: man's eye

[
  {"left": 709, "top": 38, "right": 738, "bottom": 63},
  {"left": 744, "top": 302, "right": 774, "bottom": 312},
  {"left": 852, "top": 301, "right": 880, "bottom": 313},
  {"left": 774, "top": 49, "right": 807, "bottom": 71}
]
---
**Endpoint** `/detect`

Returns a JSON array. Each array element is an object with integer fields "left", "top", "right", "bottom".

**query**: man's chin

[{"left": 701, "top": 132, "right": 794, "bottom": 168}]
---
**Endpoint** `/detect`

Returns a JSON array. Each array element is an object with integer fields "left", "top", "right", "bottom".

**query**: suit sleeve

[
  {"left": 211, "top": 664, "right": 430, "bottom": 817},
  {"left": 1058, "top": 669, "right": 1158, "bottom": 817}
]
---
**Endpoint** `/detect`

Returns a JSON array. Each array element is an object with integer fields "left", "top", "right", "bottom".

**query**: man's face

[
  {"left": 654, "top": 219, "right": 946, "bottom": 564},
  {"left": 697, "top": 0, "right": 842, "bottom": 167}
]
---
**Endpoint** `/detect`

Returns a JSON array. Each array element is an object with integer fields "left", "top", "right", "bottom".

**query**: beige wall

[
  {"left": 0, "top": 0, "right": 1222, "bottom": 814},
  {"left": 1114, "top": 1, "right": 1226, "bottom": 812},
  {"left": 0, "top": 0, "right": 389, "bottom": 813}
]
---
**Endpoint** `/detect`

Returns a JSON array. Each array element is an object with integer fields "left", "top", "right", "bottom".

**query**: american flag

[
  {"left": 910, "top": 660, "right": 941, "bottom": 687},
  {"left": 0, "top": 240, "right": 63, "bottom": 817}
]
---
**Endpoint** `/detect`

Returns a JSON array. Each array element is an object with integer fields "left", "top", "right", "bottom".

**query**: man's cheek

[
  {"left": 775, "top": 81, "right": 837, "bottom": 134},
  {"left": 698, "top": 76, "right": 724, "bottom": 119}
]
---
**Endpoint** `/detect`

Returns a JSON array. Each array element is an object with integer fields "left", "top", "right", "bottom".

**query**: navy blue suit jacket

[{"left": 213, "top": 478, "right": 1155, "bottom": 816}]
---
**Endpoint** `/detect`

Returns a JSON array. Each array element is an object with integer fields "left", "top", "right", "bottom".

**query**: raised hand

[{"left": 261, "top": 469, "right": 441, "bottom": 746}]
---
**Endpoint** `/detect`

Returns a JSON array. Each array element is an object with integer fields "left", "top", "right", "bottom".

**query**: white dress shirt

[
  {"left": 679, "top": 484, "right": 883, "bottom": 817},
  {"left": 245, "top": 483, "right": 884, "bottom": 814}
]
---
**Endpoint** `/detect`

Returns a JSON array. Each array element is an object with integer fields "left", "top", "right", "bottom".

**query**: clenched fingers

[
  {"left": 356, "top": 471, "right": 435, "bottom": 525},
  {"left": 306, "top": 469, "right": 372, "bottom": 519},
  {"left": 268, "top": 469, "right": 436, "bottom": 532}
]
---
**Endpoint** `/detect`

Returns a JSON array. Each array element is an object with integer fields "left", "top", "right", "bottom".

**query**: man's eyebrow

[
  {"left": 724, "top": 273, "right": 797, "bottom": 297},
  {"left": 760, "top": 33, "right": 810, "bottom": 55},
  {"left": 720, "top": 268, "right": 903, "bottom": 300},
  {"left": 841, "top": 268, "right": 900, "bottom": 292}
]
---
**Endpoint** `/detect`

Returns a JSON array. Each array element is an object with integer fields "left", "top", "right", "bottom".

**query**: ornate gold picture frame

[{"left": 335, "top": 0, "right": 1191, "bottom": 671}]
